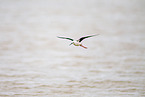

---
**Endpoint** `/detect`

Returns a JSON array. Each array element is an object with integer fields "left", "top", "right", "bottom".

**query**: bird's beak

[{"left": 69, "top": 42, "right": 73, "bottom": 46}]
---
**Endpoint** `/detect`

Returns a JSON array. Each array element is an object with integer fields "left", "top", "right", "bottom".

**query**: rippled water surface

[{"left": 0, "top": 0, "right": 145, "bottom": 97}]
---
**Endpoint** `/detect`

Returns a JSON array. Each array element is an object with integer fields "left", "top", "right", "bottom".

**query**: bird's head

[{"left": 69, "top": 42, "right": 73, "bottom": 46}]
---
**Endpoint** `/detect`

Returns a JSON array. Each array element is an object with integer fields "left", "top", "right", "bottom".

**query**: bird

[{"left": 57, "top": 34, "right": 99, "bottom": 49}]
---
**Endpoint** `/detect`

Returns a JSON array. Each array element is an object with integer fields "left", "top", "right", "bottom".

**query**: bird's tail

[{"left": 80, "top": 44, "right": 87, "bottom": 49}]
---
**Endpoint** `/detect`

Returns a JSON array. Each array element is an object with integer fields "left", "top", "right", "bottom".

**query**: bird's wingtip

[{"left": 94, "top": 34, "right": 100, "bottom": 36}]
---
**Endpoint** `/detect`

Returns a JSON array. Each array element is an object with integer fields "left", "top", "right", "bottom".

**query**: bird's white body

[{"left": 73, "top": 41, "right": 81, "bottom": 46}]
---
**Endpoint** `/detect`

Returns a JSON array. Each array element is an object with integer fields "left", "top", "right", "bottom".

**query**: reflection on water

[{"left": 0, "top": 0, "right": 145, "bottom": 97}]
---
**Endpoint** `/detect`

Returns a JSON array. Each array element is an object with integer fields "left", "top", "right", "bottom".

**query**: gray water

[{"left": 0, "top": 0, "right": 145, "bottom": 97}]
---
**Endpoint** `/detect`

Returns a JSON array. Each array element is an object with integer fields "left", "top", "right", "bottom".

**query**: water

[{"left": 0, "top": 0, "right": 145, "bottom": 97}]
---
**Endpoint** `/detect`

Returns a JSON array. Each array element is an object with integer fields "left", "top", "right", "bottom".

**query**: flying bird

[{"left": 57, "top": 34, "right": 99, "bottom": 49}]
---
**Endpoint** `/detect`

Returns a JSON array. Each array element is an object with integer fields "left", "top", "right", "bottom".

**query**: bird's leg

[{"left": 80, "top": 44, "right": 87, "bottom": 49}]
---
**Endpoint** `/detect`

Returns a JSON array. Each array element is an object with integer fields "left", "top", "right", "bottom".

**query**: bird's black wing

[
  {"left": 78, "top": 34, "right": 99, "bottom": 42},
  {"left": 57, "top": 36, "right": 74, "bottom": 41}
]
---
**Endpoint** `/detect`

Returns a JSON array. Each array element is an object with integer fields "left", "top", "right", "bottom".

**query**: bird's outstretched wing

[
  {"left": 57, "top": 36, "right": 74, "bottom": 41},
  {"left": 78, "top": 34, "right": 99, "bottom": 42}
]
